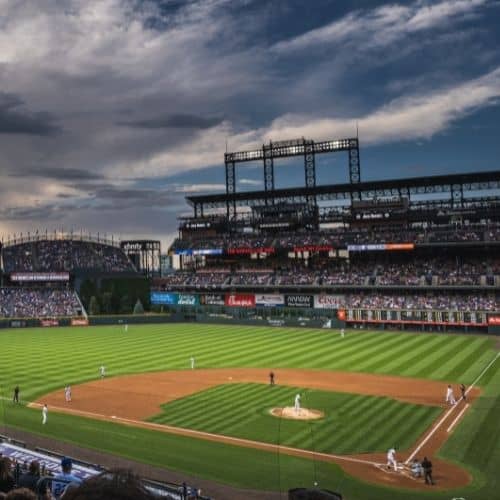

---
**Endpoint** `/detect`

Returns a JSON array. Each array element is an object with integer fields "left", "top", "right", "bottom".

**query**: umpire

[{"left": 421, "top": 456, "right": 434, "bottom": 485}]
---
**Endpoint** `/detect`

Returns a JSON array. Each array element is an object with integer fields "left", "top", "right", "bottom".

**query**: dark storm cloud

[
  {"left": 91, "top": 184, "right": 182, "bottom": 210},
  {"left": 118, "top": 113, "right": 223, "bottom": 130},
  {"left": 8, "top": 166, "right": 105, "bottom": 181},
  {"left": 0, "top": 92, "right": 60, "bottom": 136},
  {"left": 0, "top": 205, "right": 61, "bottom": 221}
]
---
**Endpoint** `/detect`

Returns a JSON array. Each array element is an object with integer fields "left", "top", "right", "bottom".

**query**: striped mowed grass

[
  {"left": 0, "top": 324, "right": 493, "bottom": 403},
  {"left": 1, "top": 324, "right": 499, "bottom": 500},
  {"left": 148, "top": 383, "right": 441, "bottom": 454}
]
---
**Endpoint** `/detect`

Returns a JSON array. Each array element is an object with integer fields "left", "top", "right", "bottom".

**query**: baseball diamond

[{"left": 1, "top": 323, "right": 499, "bottom": 500}]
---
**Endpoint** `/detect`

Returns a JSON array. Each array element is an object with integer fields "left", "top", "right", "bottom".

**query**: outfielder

[
  {"left": 387, "top": 448, "right": 397, "bottom": 471},
  {"left": 341, "top": 328, "right": 345, "bottom": 338},
  {"left": 42, "top": 404, "right": 48, "bottom": 424},
  {"left": 190, "top": 357, "right": 195, "bottom": 370},
  {"left": 100, "top": 365, "right": 106, "bottom": 378},
  {"left": 445, "top": 385, "right": 456, "bottom": 405}
]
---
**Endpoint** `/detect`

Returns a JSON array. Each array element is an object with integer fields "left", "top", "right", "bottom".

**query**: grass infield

[{"left": 0, "top": 323, "right": 499, "bottom": 499}]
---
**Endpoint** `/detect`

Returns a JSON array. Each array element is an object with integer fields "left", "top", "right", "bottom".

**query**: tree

[
  {"left": 89, "top": 296, "right": 100, "bottom": 315},
  {"left": 133, "top": 299, "right": 144, "bottom": 315}
]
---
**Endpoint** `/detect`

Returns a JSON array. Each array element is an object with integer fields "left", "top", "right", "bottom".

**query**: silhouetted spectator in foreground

[
  {"left": 17, "top": 461, "right": 40, "bottom": 491},
  {"left": 5, "top": 487, "right": 37, "bottom": 500},
  {"left": 0, "top": 458, "right": 15, "bottom": 493},
  {"left": 62, "top": 469, "right": 161, "bottom": 500}
]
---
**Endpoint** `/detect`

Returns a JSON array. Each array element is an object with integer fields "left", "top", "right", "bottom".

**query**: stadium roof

[{"left": 186, "top": 170, "right": 500, "bottom": 209}]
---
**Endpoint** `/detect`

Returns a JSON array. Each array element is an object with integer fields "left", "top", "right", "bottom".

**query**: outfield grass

[
  {"left": 0, "top": 323, "right": 498, "bottom": 500},
  {"left": 149, "top": 383, "right": 440, "bottom": 454}
]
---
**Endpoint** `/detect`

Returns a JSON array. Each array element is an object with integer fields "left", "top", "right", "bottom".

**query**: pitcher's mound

[{"left": 270, "top": 407, "right": 324, "bottom": 420}]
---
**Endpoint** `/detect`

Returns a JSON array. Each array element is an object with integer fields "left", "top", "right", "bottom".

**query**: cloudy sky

[{"left": 0, "top": 0, "right": 499, "bottom": 249}]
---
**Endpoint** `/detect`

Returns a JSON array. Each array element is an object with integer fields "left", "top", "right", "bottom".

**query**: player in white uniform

[
  {"left": 64, "top": 386, "right": 72, "bottom": 402},
  {"left": 294, "top": 393, "right": 301, "bottom": 413},
  {"left": 445, "top": 385, "right": 456, "bottom": 405},
  {"left": 100, "top": 365, "right": 106, "bottom": 378},
  {"left": 124, "top": 323, "right": 128, "bottom": 332},
  {"left": 341, "top": 328, "right": 345, "bottom": 338},
  {"left": 42, "top": 404, "right": 48, "bottom": 424},
  {"left": 190, "top": 357, "right": 195, "bottom": 369},
  {"left": 387, "top": 448, "right": 397, "bottom": 471}
]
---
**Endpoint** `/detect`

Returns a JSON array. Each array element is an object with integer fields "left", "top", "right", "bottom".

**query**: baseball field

[{"left": 0, "top": 323, "right": 499, "bottom": 499}]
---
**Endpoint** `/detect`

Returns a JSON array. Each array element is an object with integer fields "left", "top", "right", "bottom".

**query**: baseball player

[
  {"left": 294, "top": 393, "right": 301, "bottom": 413},
  {"left": 65, "top": 386, "right": 72, "bottom": 402},
  {"left": 42, "top": 404, "right": 48, "bottom": 424},
  {"left": 445, "top": 385, "right": 456, "bottom": 405},
  {"left": 100, "top": 365, "right": 106, "bottom": 378},
  {"left": 460, "top": 383, "right": 466, "bottom": 401},
  {"left": 387, "top": 448, "right": 397, "bottom": 471},
  {"left": 124, "top": 323, "right": 128, "bottom": 332},
  {"left": 341, "top": 328, "right": 345, "bottom": 338},
  {"left": 13, "top": 385, "right": 20, "bottom": 403},
  {"left": 190, "top": 357, "right": 195, "bottom": 370}
]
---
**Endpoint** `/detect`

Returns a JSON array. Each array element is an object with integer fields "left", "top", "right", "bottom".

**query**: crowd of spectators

[
  {"left": 345, "top": 292, "right": 498, "bottom": 311},
  {"left": 2, "top": 240, "right": 135, "bottom": 274},
  {"left": 154, "top": 256, "right": 499, "bottom": 289},
  {"left": 170, "top": 223, "right": 500, "bottom": 252},
  {"left": 0, "top": 289, "right": 81, "bottom": 318}
]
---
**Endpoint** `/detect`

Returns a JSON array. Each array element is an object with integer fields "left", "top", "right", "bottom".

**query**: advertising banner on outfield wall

[
  {"left": 255, "top": 294, "right": 285, "bottom": 307},
  {"left": 225, "top": 293, "right": 256, "bottom": 307},
  {"left": 285, "top": 294, "right": 314, "bottom": 308},
  {"left": 314, "top": 295, "right": 343, "bottom": 309},
  {"left": 488, "top": 316, "right": 500, "bottom": 325},
  {"left": 177, "top": 294, "right": 199, "bottom": 306},
  {"left": 150, "top": 291, "right": 178, "bottom": 305},
  {"left": 40, "top": 319, "right": 59, "bottom": 327},
  {"left": 71, "top": 318, "right": 89, "bottom": 326},
  {"left": 200, "top": 294, "right": 225, "bottom": 306}
]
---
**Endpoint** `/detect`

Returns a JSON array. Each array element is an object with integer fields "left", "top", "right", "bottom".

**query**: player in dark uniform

[
  {"left": 269, "top": 371, "right": 275, "bottom": 386},
  {"left": 421, "top": 456, "right": 434, "bottom": 485},
  {"left": 13, "top": 386, "right": 19, "bottom": 403},
  {"left": 460, "top": 383, "right": 466, "bottom": 401}
]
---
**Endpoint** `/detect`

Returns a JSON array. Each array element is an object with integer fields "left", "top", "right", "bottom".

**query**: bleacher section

[
  {"left": 0, "top": 289, "right": 82, "bottom": 318},
  {"left": 2, "top": 237, "right": 136, "bottom": 274}
]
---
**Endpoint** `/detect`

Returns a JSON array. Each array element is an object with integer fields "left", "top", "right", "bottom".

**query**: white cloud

[
  {"left": 174, "top": 183, "right": 226, "bottom": 193},
  {"left": 113, "top": 65, "right": 500, "bottom": 178},
  {"left": 239, "top": 179, "right": 263, "bottom": 186},
  {"left": 273, "top": 0, "right": 488, "bottom": 53}
]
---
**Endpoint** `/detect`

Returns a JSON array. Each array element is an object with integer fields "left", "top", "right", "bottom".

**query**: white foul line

[
  {"left": 447, "top": 404, "right": 469, "bottom": 433},
  {"left": 405, "top": 352, "right": 500, "bottom": 464},
  {"left": 27, "top": 402, "right": 379, "bottom": 467}
]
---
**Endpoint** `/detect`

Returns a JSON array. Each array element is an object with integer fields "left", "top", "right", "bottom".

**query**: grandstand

[
  {"left": 0, "top": 233, "right": 143, "bottom": 321},
  {"left": 154, "top": 137, "right": 500, "bottom": 333}
]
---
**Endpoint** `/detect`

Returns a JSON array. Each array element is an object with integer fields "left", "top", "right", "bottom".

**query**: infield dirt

[{"left": 33, "top": 368, "right": 479, "bottom": 491}]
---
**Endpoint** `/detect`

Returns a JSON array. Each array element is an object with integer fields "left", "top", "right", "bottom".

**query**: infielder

[
  {"left": 65, "top": 386, "right": 72, "bottom": 402},
  {"left": 445, "top": 385, "right": 456, "bottom": 405},
  {"left": 387, "top": 448, "right": 397, "bottom": 471},
  {"left": 100, "top": 365, "right": 106, "bottom": 378},
  {"left": 42, "top": 404, "right": 48, "bottom": 424},
  {"left": 294, "top": 393, "right": 301, "bottom": 413},
  {"left": 190, "top": 357, "right": 195, "bottom": 370}
]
